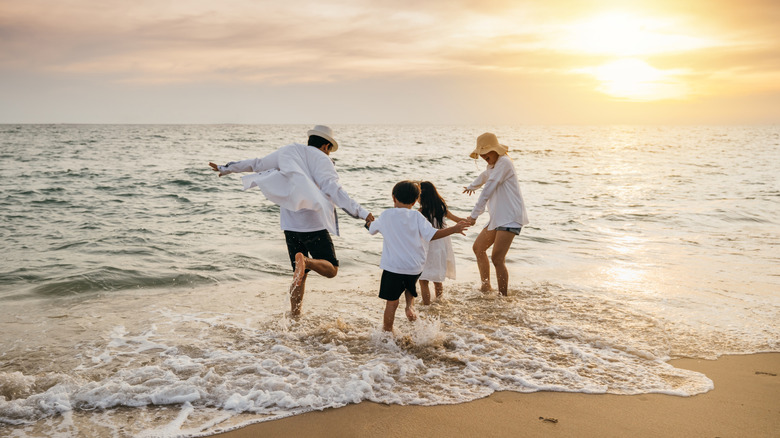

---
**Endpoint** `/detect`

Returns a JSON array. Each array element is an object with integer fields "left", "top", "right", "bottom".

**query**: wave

[
  {"left": 28, "top": 268, "right": 217, "bottom": 296},
  {"left": 0, "top": 281, "right": 733, "bottom": 435}
]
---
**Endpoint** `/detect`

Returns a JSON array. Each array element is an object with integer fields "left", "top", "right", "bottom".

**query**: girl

[
  {"left": 418, "top": 181, "right": 466, "bottom": 305},
  {"left": 463, "top": 133, "right": 529, "bottom": 296}
]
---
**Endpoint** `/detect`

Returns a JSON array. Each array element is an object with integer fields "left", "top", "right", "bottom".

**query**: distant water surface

[{"left": 1, "top": 124, "right": 778, "bottom": 437}]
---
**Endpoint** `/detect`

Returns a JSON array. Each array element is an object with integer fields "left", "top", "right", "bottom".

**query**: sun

[
  {"left": 563, "top": 11, "right": 710, "bottom": 100},
  {"left": 583, "top": 58, "right": 688, "bottom": 101}
]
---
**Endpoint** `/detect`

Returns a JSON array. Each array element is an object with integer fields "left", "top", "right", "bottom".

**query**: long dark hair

[{"left": 419, "top": 181, "right": 447, "bottom": 229}]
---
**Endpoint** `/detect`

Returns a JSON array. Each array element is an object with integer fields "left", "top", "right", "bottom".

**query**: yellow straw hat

[{"left": 469, "top": 132, "right": 509, "bottom": 159}]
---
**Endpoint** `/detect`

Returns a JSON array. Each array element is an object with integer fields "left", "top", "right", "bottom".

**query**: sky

[{"left": 1, "top": 0, "right": 779, "bottom": 124}]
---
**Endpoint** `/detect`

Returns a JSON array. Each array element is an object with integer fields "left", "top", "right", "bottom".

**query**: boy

[{"left": 368, "top": 181, "right": 469, "bottom": 332}]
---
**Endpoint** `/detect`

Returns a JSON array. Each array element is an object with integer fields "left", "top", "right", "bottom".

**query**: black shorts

[
  {"left": 284, "top": 230, "right": 339, "bottom": 272},
  {"left": 379, "top": 270, "right": 421, "bottom": 301}
]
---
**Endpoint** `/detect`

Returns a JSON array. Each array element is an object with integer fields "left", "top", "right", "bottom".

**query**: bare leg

[
  {"left": 491, "top": 230, "right": 516, "bottom": 296},
  {"left": 472, "top": 228, "right": 497, "bottom": 292},
  {"left": 383, "top": 299, "right": 400, "bottom": 332},
  {"left": 301, "top": 256, "right": 338, "bottom": 278},
  {"left": 434, "top": 282, "right": 444, "bottom": 299},
  {"left": 290, "top": 253, "right": 338, "bottom": 316},
  {"left": 290, "top": 274, "right": 308, "bottom": 317},
  {"left": 419, "top": 280, "right": 432, "bottom": 305},
  {"left": 404, "top": 290, "right": 417, "bottom": 321}
]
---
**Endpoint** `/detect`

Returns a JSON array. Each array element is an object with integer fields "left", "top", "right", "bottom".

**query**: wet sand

[{"left": 212, "top": 353, "right": 779, "bottom": 437}]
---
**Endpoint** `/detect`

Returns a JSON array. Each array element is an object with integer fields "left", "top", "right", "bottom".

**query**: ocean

[{"left": 1, "top": 124, "right": 778, "bottom": 437}]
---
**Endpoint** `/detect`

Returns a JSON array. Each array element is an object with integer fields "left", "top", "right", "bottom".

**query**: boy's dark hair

[
  {"left": 419, "top": 181, "right": 447, "bottom": 229},
  {"left": 308, "top": 135, "right": 332, "bottom": 149},
  {"left": 392, "top": 180, "right": 420, "bottom": 205}
]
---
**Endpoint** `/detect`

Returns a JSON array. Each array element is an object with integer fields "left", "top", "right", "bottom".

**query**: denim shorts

[{"left": 495, "top": 226, "right": 522, "bottom": 235}]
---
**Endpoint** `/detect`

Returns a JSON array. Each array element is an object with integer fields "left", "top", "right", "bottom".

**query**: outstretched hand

[
  {"left": 208, "top": 162, "right": 226, "bottom": 177},
  {"left": 463, "top": 187, "right": 475, "bottom": 196},
  {"left": 454, "top": 220, "right": 471, "bottom": 235}
]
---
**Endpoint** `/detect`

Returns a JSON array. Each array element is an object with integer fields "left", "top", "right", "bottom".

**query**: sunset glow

[
  {"left": 580, "top": 58, "right": 689, "bottom": 101},
  {"left": 0, "top": 0, "right": 778, "bottom": 124},
  {"left": 562, "top": 12, "right": 718, "bottom": 56}
]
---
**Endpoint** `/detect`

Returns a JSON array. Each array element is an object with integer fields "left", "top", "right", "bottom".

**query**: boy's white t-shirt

[{"left": 368, "top": 208, "right": 438, "bottom": 275}]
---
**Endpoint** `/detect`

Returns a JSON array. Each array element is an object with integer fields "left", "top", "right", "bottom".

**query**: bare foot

[
  {"left": 405, "top": 305, "right": 417, "bottom": 322},
  {"left": 480, "top": 282, "right": 493, "bottom": 293}
]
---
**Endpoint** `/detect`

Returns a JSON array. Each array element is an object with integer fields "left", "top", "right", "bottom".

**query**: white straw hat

[
  {"left": 469, "top": 132, "right": 509, "bottom": 159},
  {"left": 308, "top": 125, "right": 339, "bottom": 152}
]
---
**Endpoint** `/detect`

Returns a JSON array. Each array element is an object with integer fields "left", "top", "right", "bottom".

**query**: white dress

[{"left": 420, "top": 220, "right": 456, "bottom": 282}]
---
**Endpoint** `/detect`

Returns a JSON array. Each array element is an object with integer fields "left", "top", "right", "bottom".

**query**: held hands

[
  {"left": 208, "top": 162, "right": 227, "bottom": 177},
  {"left": 465, "top": 216, "right": 476, "bottom": 226},
  {"left": 364, "top": 213, "right": 375, "bottom": 230}
]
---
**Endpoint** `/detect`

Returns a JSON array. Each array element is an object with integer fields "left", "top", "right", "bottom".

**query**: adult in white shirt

[
  {"left": 209, "top": 125, "right": 374, "bottom": 316},
  {"left": 463, "top": 132, "right": 529, "bottom": 296}
]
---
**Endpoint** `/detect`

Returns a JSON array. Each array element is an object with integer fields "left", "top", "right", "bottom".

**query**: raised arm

[
  {"left": 432, "top": 220, "right": 469, "bottom": 240},
  {"left": 312, "top": 157, "right": 371, "bottom": 220},
  {"left": 469, "top": 158, "right": 512, "bottom": 220},
  {"left": 463, "top": 169, "right": 488, "bottom": 195},
  {"left": 208, "top": 150, "right": 281, "bottom": 177},
  {"left": 445, "top": 210, "right": 466, "bottom": 223}
]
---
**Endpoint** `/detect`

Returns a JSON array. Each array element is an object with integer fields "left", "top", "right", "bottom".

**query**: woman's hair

[
  {"left": 392, "top": 180, "right": 420, "bottom": 205},
  {"left": 419, "top": 181, "right": 447, "bottom": 228}
]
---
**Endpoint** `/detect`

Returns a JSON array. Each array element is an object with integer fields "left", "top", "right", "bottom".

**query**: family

[{"left": 208, "top": 125, "right": 529, "bottom": 332}]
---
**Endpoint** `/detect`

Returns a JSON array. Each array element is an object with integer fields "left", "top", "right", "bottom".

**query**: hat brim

[
  {"left": 470, "top": 144, "right": 509, "bottom": 159},
  {"left": 308, "top": 130, "right": 338, "bottom": 152}
]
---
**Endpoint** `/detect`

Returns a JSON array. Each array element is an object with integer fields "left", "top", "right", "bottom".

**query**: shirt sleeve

[
  {"left": 418, "top": 212, "right": 438, "bottom": 242},
  {"left": 368, "top": 214, "right": 382, "bottom": 235},
  {"left": 470, "top": 158, "right": 512, "bottom": 219},
  {"left": 218, "top": 149, "right": 281, "bottom": 175},
  {"left": 466, "top": 170, "right": 489, "bottom": 191},
  {"left": 312, "top": 155, "right": 369, "bottom": 220}
]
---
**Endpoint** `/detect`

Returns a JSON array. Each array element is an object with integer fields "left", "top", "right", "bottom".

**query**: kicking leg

[
  {"left": 289, "top": 253, "right": 338, "bottom": 316},
  {"left": 301, "top": 256, "right": 338, "bottom": 278}
]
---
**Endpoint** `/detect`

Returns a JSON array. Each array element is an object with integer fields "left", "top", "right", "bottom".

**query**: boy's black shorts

[
  {"left": 284, "top": 230, "right": 339, "bottom": 272},
  {"left": 379, "top": 270, "right": 421, "bottom": 301}
]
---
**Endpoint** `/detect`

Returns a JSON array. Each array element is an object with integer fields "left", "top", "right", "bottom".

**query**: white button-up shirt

[
  {"left": 219, "top": 143, "right": 369, "bottom": 236},
  {"left": 467, "top": 155, "right": 529, "bottom": 230}
]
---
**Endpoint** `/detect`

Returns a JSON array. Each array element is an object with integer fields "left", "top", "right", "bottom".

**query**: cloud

[{"left": 1, "top": 0, "right": 778, "bottom": 123}]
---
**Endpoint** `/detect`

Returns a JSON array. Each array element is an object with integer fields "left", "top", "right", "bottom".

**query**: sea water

[{"left": 1, "top": 124, "right": 778, "bottom": 437}]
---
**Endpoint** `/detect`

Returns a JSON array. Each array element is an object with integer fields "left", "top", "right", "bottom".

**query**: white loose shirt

[
  {"left": 467, "top": 155, "right": 529, "bottom": 230},
  {"left": 368, "top": 208, "right": 438, "bottom": 275},
  {"left": 218, "top": 143, "right": 369, "bottom": 236}
]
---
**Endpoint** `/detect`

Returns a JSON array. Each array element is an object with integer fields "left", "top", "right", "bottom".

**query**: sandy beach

[{"left": 213, "top": 353, "right": 779, "bottom": 438}]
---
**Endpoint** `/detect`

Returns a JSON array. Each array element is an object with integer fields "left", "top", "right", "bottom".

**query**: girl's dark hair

[
  {"left": 419, "top": 181, "right": 447, "bottom": 228},
  {"left": 392, "top": 180, "right": 420, "bottom": 205}
]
